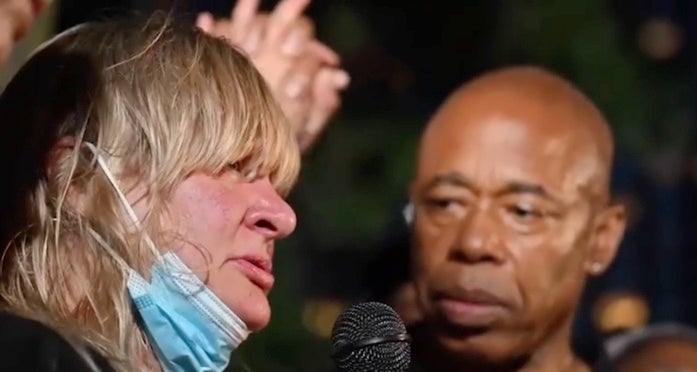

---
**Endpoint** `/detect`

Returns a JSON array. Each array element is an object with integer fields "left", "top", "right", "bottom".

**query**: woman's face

[{"left": 151, "top": 167, "right": 296, "bottom": 331}]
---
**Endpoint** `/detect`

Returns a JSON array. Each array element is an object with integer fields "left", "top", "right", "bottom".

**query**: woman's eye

[
  {"left": 228, "top": 163, "right": 242, "bottom": 172},
  {"left": 226, "top": 163, "right": 260, "bottom": 182}
]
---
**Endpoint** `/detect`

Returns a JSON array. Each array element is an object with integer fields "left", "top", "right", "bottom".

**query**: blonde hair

[{"left": 0, "top": 12, "right": 299, "bottom": 371}]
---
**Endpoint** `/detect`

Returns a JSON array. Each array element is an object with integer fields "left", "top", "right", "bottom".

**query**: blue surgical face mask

[{"left": 84, "top": 143, "right": 250, "bottom": 372}]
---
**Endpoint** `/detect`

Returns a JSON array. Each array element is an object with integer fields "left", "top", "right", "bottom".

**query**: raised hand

[
  {"left": 197, "top": 0, "right": 349, "bottom": 153},
  {"left": 0, "top": 0, "right": 46, "bottom": 66}
]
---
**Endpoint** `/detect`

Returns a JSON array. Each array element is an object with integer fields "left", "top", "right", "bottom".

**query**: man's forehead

[
  {"left": 417, "top": 116, "right": 600, "bottom": 203},
  {"left": 421, "top": 113, "right": 591, "bottom": 166},
  {"left": 415, "top": 67, "right": 613, "bottom": 203}
]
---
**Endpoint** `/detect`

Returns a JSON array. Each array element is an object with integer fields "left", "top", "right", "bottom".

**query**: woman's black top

[{"left": 0, "top": 312, "right": 113, "bottom": 371}]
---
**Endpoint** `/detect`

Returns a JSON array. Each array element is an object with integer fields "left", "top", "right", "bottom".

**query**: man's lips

[
  {"left": 433, "top": 288, "right": 509, "bottom": 327},
  {"left": 230, "top": 257, "right": 274, "bottom": 292}
]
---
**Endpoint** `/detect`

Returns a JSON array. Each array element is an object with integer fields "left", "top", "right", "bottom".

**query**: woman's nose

[{"left": 244, "top": 179, "right": 297, "bottom": 239}]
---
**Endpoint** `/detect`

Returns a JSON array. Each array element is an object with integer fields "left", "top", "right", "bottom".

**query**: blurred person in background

[
  {"left": 0, "top": 0, "right": 346, "bottom": 370},
  {"left": 406, "top": 66, "right": 626, "bottom": 371},
  {"left": 596, "top": 323, "right": 697, "bottom": 371},
  {"left": 0, "top": 0, "right": 46, "bottom": 66}
]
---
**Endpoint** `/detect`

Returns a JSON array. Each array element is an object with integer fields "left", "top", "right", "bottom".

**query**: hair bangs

[
  {"left": 187, "top": 50, "right": 300, "bottom": 196},
  {"left": 91, "top": 20, "right": 301, "bottom": 197}
]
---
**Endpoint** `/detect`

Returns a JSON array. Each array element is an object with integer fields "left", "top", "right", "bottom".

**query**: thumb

[{"left": 195, "top": 12, "right": 215, "bottom": 33}]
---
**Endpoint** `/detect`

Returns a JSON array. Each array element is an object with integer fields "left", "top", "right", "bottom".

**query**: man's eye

[
  {"left": 509, "top": 204, "right": 542, "bottom": 219},
  {"left": 426, "top": 198, "right": 457, "bottom": 210}
]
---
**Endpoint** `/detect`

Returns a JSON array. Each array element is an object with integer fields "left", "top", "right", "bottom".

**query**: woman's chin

[
  {"left": 210, "top": 267, "right": 273, "bottom": 331},
  {"left": 234, "top": 294, "right": 271, "bottom": 332}
]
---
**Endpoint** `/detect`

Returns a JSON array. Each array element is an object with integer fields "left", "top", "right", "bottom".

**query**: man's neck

[
  {"left": 518, "top": 321, "right": 588, "bottom": 372},
  {"left": 412, "top": 320, "right": 589, "bottom": 372}
]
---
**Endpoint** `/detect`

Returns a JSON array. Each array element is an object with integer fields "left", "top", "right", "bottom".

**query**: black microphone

[{"left": 330, "top": 302, "right": 411, "bottom": 372}]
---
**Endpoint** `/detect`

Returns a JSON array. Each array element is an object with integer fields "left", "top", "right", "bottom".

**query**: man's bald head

[
  {"left": 420, "top": 66, "right": 614, "bottom": 205},
  {"left": 410, "top": 66, "right": 626, "bottom": 370}
]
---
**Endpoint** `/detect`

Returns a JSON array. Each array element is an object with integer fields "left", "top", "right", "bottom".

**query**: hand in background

[
  {"left": 0, "top": 0, "right": 45, "bottom": 67},
  {"left": 197, "top": 0, "right": 350, "bottom": 153}
]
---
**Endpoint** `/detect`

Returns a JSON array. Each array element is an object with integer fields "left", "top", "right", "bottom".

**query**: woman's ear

[
  {"left": 46, "top": 136, "right": 76, "bottom": 178},
  {"left": 46, "top": 136, "right": 91, "bottom": 213}
]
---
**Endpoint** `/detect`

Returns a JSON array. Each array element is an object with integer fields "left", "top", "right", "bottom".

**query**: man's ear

[
  {"left": 585, "top": 203, "right": 627, "bottom": 276},
  {"left": 46, "top": 136, "right": 77, "bottom": 178}
]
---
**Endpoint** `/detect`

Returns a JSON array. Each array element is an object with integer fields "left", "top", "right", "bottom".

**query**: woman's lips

[{"left": 231, "top": 258, "right": 275, "bottom": 292}]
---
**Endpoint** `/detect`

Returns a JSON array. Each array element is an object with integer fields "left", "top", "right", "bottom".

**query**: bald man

[{"left": 408, "top": 66, "right": 627, "bottom": 371}]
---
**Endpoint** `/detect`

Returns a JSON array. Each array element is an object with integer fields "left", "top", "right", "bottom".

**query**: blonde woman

[{"left": 0, "top": 9, "right": 322, "bottom": 371}]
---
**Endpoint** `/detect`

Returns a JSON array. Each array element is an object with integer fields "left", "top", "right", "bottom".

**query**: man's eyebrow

[
  {"left": 423, "top": 173, "right": 474, "bottom": 191},
  {"left": 422, "top": 174, "right": 565, "bottom": 204},
  {"left": 497, "top": 181, "right": 563, "bottom": 204}
]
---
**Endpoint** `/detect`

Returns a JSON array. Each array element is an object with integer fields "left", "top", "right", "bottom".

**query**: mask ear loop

[
  {"left": 86, "top": 227, "right": 131, "bottom": 272},
  {"left": 83, "top": 142, "right": 162, "bottom": 262}
]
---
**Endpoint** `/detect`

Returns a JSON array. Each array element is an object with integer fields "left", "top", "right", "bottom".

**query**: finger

[
  {"left": 195, "top": 12, "right": 215, "bottom": 33},
  {"left": 308, "top": 68, "right": 345, "bottom": 131},
  {"left": 281, "top": 95, "right": 312, "bottom": 136},
  {"left": 266, "top": 0, "right": 311, "bottom": 45},
  {"left": 0, "top": 19, "right": 14, "bottom": 67},
  {"left": 330, "top": 68, "right": 351, "bottom": 90},
  {"left": 242, "top": 14, "right": 267, "bottom": 56},
  {"left": 0, "top": 12, "right": 14, "bottom": 68},
  {"left": 280, "top": 52, "right": 321, "bottom": 100},
  {"left": 299, "top": 68, "right": 347, "bottom": 151},
  {"left": 5, "top": 0, "right": 35, "bottom": 41},
  {"left": 280, "top": 17, "right": 314, "bottom": 56},
  {"left": 275, "top": 53, "right": 322, "bottom": 135},
  {"left": 308, "top": 40, "right": 340, "bottom": 66},
  {"left": 230, "top": 0, "right": 260, "bottom": 43},
  {"left": 213, "top": 18, "right": 235, "bottom": 43}
]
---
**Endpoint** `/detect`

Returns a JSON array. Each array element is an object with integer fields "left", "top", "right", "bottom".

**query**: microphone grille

[{"left": 331, "top": 302, "right": 411, "bottom": 372}]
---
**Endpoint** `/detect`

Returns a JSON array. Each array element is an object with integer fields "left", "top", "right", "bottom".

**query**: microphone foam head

[{"left": 331, "top": 302, "right": 411, "bottom": 372}]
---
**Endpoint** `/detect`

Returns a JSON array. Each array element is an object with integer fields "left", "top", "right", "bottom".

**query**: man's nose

[
  {"left": 450, "top": 207, "right": 505, "bottom": 264},
  {"left": 243, "top": 178, "right": 297, "bottom": 239}
]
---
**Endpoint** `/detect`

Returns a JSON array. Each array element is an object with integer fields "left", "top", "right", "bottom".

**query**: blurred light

[
  {"left": 637, "top": 18, "right": 683, "bottom": 61},
  {"left": 593, "top": 292, "right": 650, "bottom": 333},
  {"left": 302, "top": 299, "right": 346, "bottom": 339}
]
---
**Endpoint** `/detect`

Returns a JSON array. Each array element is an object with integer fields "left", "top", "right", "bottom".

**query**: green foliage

[{"left": 494, "top": 0, "right": 694, "bottom": 158}]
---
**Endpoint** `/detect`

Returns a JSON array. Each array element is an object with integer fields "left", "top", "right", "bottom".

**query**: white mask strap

[
  {"left": 83, "top": 142, "right": 161, "bottom": 259},
  {"left": 87, "top": 227, "right": 131, "bottom": 272}
]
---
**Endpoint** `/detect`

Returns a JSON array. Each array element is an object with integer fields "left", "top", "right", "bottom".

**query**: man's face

[{"left": 411, "top": 94, "right": 612, "bottom": 363}]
